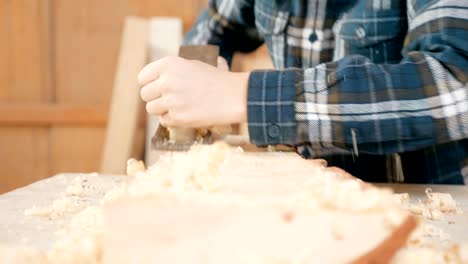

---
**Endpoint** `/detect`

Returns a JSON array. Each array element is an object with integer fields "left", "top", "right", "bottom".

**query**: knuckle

[
  {"left": 160, "top": 114, "right": 171, "bottom": 126},
  {"left": 162, "top": 56, "right": 178, "bottom": 64},
  {"left": 169, "top": 112, "right": 180, "bottom": 123},
  {"left": 145, "top": 102, "right": 152, "bottom": 113},
  {"left": 159, "top": 117, "right": 167, "bottom": 126},
  {"left": 140, "top": 86, "right": 150, "bottom": 101},
  {"left": 159, "top": 77, "right": 170, "bottom": 92}
]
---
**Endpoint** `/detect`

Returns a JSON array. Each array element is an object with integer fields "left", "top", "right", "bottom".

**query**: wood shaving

[
  {"left": 45, "top": 206, "right": 104, "bottom": 264},
  {"left": 65, "top": 176, "right": 85, "bottom": 196},
  {"left": 395, "top": 189, "right": 462, "bottom": 221},
  {"left": 425, "top": 188, "right": 462, "bottom": 214},
  {"left": 408, "top": 224, "right": 451, "bottom": 248},
  {"left": 24, "top": 197, "right": 77, "bottom": 220},
  {"left": 125, "top": 159, "right": 145, "bottom": 177},
  {"left": 23, "top": 174, "right": 104, "bottom": 220}
]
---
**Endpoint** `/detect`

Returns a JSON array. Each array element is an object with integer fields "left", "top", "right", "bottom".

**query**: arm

[
  {"left": 247, "top": 0, "right": 468, "bottom": 155},
  {"left": 184, "top": 0, "right": 264, "bottom": 64}
]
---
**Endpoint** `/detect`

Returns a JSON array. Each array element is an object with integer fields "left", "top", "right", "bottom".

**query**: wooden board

[
  {"left": 100, "top": 152, "right": 417, "bottom": 263},
  {"left": 100, "top": 17, "right": 149, "bottom": 174},
  {"left": 103, "top": 200, "right": 415, "bottom": 264}
]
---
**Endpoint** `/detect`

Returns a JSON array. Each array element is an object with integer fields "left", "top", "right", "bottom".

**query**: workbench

[{"left": 0, "top": 173, "right": 467, "bottom": 251}]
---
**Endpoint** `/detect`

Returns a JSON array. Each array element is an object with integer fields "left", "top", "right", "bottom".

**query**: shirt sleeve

[
  {"left": 247, "top": 0, "right": 468, "bottom": 156},
  {"left": 183, "top": 0, "right": 264, "bottom": 64}
]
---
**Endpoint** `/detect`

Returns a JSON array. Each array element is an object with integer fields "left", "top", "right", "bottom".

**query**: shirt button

[
  {"left": 308, "top": 32, "right": 318, "bottom": 43},
  {"left": 267, "top": 124, "right": 281, "bottom": 138},
  {"left": 355, "top": 26, "right": 366, "bottom": 39}
]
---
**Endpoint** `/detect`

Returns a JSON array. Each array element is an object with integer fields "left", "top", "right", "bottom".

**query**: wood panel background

[{"left": 0, "top": 0, "right": 271, "bottom": 194}]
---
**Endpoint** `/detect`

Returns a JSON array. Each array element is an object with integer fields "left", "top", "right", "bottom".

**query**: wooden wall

[{"left": 0, "top": 0, "right": 271, "bottom": 194}]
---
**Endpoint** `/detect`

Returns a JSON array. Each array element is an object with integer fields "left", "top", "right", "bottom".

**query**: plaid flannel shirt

[{"left": 184, "top": 0, "right": 468, "bottom": 184}]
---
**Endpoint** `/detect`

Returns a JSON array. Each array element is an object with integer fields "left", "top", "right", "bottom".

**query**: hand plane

[{"left": 151, "top": 45, "right": 222, "bottom": 151}]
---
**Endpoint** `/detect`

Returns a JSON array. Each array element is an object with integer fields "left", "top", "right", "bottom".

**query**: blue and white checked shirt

[{"left": 184, "top": 0, "right": 468, "bottom": 184}]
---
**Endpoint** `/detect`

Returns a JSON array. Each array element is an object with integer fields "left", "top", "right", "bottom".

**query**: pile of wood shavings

[
  {"left": 391, "top": 189, "right": 467, "bottom": 263},
  {"left": 2, "top": 142, "right": 467, "bottom": 264},
  {"left": 396, "top": 189, "right": 463, "bottom": 221}
]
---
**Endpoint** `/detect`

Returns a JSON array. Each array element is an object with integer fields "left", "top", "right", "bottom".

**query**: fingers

[
  {"left": 140, "top": 80, "right": 163, "bottom": 102},
  {"left": 159, "top": 113, "right": 172, "bottom": 127},
  {"left": 146, "top": 97, "right": 170, "bottom": 116},
  {"left": 138, "top": 56, "right": 180, "bottom": 86},
  {"left": 138, "top": 62, "right": 161, "bottom": 86}
]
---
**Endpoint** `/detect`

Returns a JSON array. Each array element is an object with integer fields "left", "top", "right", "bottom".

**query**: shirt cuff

[{"left": 246, "top": 69, "right": 299, "bottom": 146}]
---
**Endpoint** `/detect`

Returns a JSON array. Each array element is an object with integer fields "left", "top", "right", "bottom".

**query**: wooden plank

[
  {"left": 101, "top": 153, "right": 416, "bottom": 263},
  {"left": 104, "top": 200, "right": 415, "bottom": 264},
  {"left": 100, "top": 17, "right": 149, "bottom": 174},
  {"left": 0, "top": 103, "right": 108, "bottom": 126},
  {"left": 0, "top": 127, "right": 48, "bottom": 194}
]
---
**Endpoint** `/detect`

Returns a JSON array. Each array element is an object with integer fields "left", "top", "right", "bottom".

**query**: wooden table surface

[{"left": 0, "top": 173, "right": 467, "bottom": 250}]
